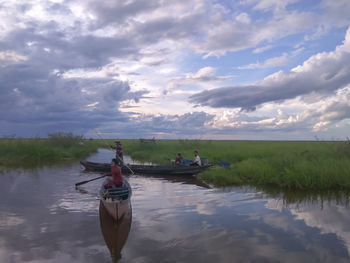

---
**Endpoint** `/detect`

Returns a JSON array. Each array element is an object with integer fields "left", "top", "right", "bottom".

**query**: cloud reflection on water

[
  {"left": 266, "top": 198, "right": 350, "bottom": 258},
  {"left": 0, "top": 151, "right": 350, "bottom": 262}
]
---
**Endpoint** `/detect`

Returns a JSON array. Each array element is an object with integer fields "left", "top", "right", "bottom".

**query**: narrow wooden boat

[
  {"left": 99, "top": 177, "right": 132, "bottom": 222},
  {"left": 81, "top": 160, "right": 211, "bottom": 175}
]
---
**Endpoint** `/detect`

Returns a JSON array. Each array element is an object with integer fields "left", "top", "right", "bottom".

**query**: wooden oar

[
  {"left": 75, "top": 175, "right": 106, "bottom": 187},
  {"left": 94, "top": 129, "right": 135, "bottom": 175}
]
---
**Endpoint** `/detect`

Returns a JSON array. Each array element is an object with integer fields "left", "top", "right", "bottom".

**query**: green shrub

[{"left": 48, "top": 132, "right": 83, "bottom": 148}]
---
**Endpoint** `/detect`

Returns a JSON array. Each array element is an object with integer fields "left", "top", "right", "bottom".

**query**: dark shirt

[
  {"left": 116, "top": 144, "right": 123, "bottom": 154},
  {"left": 111, "top": 144, "right": 123, "bottom": 154}
]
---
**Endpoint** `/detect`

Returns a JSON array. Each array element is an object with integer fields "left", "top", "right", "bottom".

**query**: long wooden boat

[
  {"left": 99, "top": 177, "right": 132, "bottom": 222},
  {"left": 81, "top": 160, "right": 211, "bottom": 175}
]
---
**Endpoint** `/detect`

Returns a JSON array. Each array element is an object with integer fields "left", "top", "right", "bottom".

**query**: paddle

[{"left": 75, "top": 175, "right": 106, "bottom": 187}]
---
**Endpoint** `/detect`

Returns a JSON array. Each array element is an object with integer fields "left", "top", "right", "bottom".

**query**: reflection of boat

[
  {"left": 81, "top": 160, "right": 211, "bottom": 175},
  {"left": 146, "top": 174, "right": 211, "bottom": 189},
  {"left": 99, "top": 177, "right": 132, "bottom": 221},
  {"left": 99, "top": 201, "right": 131, "bottom": 262}
]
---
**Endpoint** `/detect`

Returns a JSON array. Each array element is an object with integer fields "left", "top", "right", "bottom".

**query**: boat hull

[
  {"left": 81, "top": 161, "right": 211, "bottom": 175},
  {"left": 99, "top": 178, "right": 132, "bottom": 221},
  {"left": 101, "top": 198, "right": 131, "bottom": 222}
]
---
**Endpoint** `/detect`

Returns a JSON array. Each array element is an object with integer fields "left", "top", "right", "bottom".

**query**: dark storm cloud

[
  {"left": 189, "top": 85, "right": 260, "bottom": 110},
  {"left": 0, "top": 0, "right": 210, "bottom": 137},
  {"left": 0, "top": 2, "right": 152, "bottom": 137},
  {"left": 83, "top": 0, "right": 206, "bottom": 48},
  {"left": 0, "top": 72, "right": 147, "bottom": 121},
  {"left": 45, "top": 2, "right": 72, "bottom": 15},
  {"left": 132, "top": 14, "right": 205, "bottom": 43},
  {"left": 5, "top": 26, "right": 139, "bottom": 68},
  {"left": 87, "top": 0, "right": 160, "bottom": 28},
  {"left": 97, "top": 112, "right": 215, "bottom": 138},
  {"left": 71, "top": 35, "right": 138, "bottom": 66},
  {"left": 0, "top": 58, "right": 148, "bottom": 136}
]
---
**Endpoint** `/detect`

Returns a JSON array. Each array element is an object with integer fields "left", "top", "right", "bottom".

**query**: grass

[
  {"left": 118, "top": 139, "right": 350, "bottom": 190},
  {"left": 0, "top": 133, "right": 105, "bottom": 171},
  {"left": 2, "top": 136, "right": 350, "bottom": 191}
]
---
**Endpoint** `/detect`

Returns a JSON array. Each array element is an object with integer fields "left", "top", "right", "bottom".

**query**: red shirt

[
  {"left": 104, "top": 165, "right": 123, "bottom": 189},
  {"left": 175, "top": 156, "right": 183, "bottom": 164}
]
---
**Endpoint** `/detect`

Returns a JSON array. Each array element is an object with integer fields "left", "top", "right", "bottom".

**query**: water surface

[{"left": 0, "top": 149, "right": 349, "bottom": 262}]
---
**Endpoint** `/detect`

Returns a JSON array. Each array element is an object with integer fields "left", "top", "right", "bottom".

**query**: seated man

[
  {"left": 104, "top": 158, "right": 123, "bottom": 189},
  {"left": 191, "top": 150, "right": 201, "bottom": 166},
  {"left": 175, "top": 153, "right": 184, "bottom": 165}
]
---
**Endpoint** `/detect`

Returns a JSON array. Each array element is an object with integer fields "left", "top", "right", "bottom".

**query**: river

[{"left": 0, "top": 149, "right": 349, "bottom": 262}]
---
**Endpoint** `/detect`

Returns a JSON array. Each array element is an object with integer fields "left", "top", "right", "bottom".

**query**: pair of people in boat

[
  {"left": 175, "top": 151, "right": 201, "bottom": 166},
  {"left": 104, "top": 158, "right": 123, "bottom": 189}
]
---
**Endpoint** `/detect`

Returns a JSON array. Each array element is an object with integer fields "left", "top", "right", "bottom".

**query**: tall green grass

[
  {"left": 119, "top": 139, "right": 350, "bottom": 190},
  {"left": 0, "top": 133, "right": 104, "bottom": 171},
  {"left": 3, "top": 136, "right": 350, "bottom": 190}
]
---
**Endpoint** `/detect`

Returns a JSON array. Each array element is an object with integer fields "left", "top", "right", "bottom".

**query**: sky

[{"left": 1, "top": 0, "right": 350, "bottom": 140}]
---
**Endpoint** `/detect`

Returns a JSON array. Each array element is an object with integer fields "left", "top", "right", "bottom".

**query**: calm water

[{"left": 1, "top": 149, "right": 350, "bottom": 263}]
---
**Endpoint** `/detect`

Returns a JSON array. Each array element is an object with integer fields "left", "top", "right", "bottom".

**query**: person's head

[
  {"left": 178, "top": 153, "right": 182, "bottom": 156},
  {"left": 194, "top": 150, "right": 198, "bottom": 156},
  {"left": 115, "top": 139, "right": 120, "bottom": 144},
  {"left": 111, "top": 158, "right": 118, "bottom": 166}
]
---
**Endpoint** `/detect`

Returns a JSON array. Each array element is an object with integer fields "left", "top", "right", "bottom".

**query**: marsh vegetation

[
  {"left": 2, "top": 136, "right": 350, "bottom": 190},
  {"left": 0, "top": 133, "right": 104, "bottom": 171},
  {"left": 121, "top": 139, "right": 350, "bottom": 190}
]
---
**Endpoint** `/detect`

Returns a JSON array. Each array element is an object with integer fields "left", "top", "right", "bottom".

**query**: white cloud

[
  {"left": 236, "top": 12, "right": 251, "bottom": 24},
  {"left": 238, "top": 53, "right": 289, "bottom": 69},
  {"left": 0, "top": 51, "right": 27, "bottom": 65},
  {"left": 164, "top": 67, "right": 233, "bottom": 94},
  {"left": 253, "top": 45, "right": 274, "bottom": 54},
  {"left": 239, "top": 47, "right": 304, "bottom": 69}
]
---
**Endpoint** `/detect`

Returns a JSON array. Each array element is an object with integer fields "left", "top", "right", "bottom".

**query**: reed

[
  {"left": 120, "top": 139, "right": 350, "bottom": 190},
  {"left": 2, "top": 136, "right": 350, "bottom": 190},
  {"left": 0, "top": 133, "right": 104, "bottom": 171}
]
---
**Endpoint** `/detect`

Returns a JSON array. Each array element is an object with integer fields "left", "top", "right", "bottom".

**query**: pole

[{"left": 94, "top": 129, "right": 134, "bottom": 175}]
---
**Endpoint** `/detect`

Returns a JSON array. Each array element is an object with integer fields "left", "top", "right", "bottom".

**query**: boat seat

[{"left": 104, "top": 187, "right": 130, "bottom": 201}]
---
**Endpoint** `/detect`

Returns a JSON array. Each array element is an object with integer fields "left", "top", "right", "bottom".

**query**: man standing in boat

[
  {"left": 104, "top": 159, "right": 123, "bottom": 189},
  {"left": 191, "top": 151, "right": 201, "bottom": 166},
  {"left": 111, "top": 139, "right": 123, "bottom": 166}
]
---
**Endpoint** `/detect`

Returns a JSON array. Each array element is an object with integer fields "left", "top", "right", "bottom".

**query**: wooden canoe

[
  {"left": 99, "top": 177, "right": 132, "bottom": 222},
  {"left": 81, "top": 160, "right": 211, "bottom": 175}
]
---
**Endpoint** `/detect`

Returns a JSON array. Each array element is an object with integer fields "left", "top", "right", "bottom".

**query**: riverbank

[
  {"left": 2, "top": 137, "right": 350, "bottom": 190},
  {"left": 120, "top": 139, "right": 350, "bottom": 190},
  {"left": 0, "top": 133, "right": 104, "bottom": 171}
]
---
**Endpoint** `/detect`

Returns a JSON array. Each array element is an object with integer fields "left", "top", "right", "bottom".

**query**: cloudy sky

[{"left": 1, "top": 0, "right": 350, "bottom": 140}]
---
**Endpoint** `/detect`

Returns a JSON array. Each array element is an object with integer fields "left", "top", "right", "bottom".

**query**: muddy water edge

[{"left": 0, "top": 149, "right": 349, "bottom": 263}]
